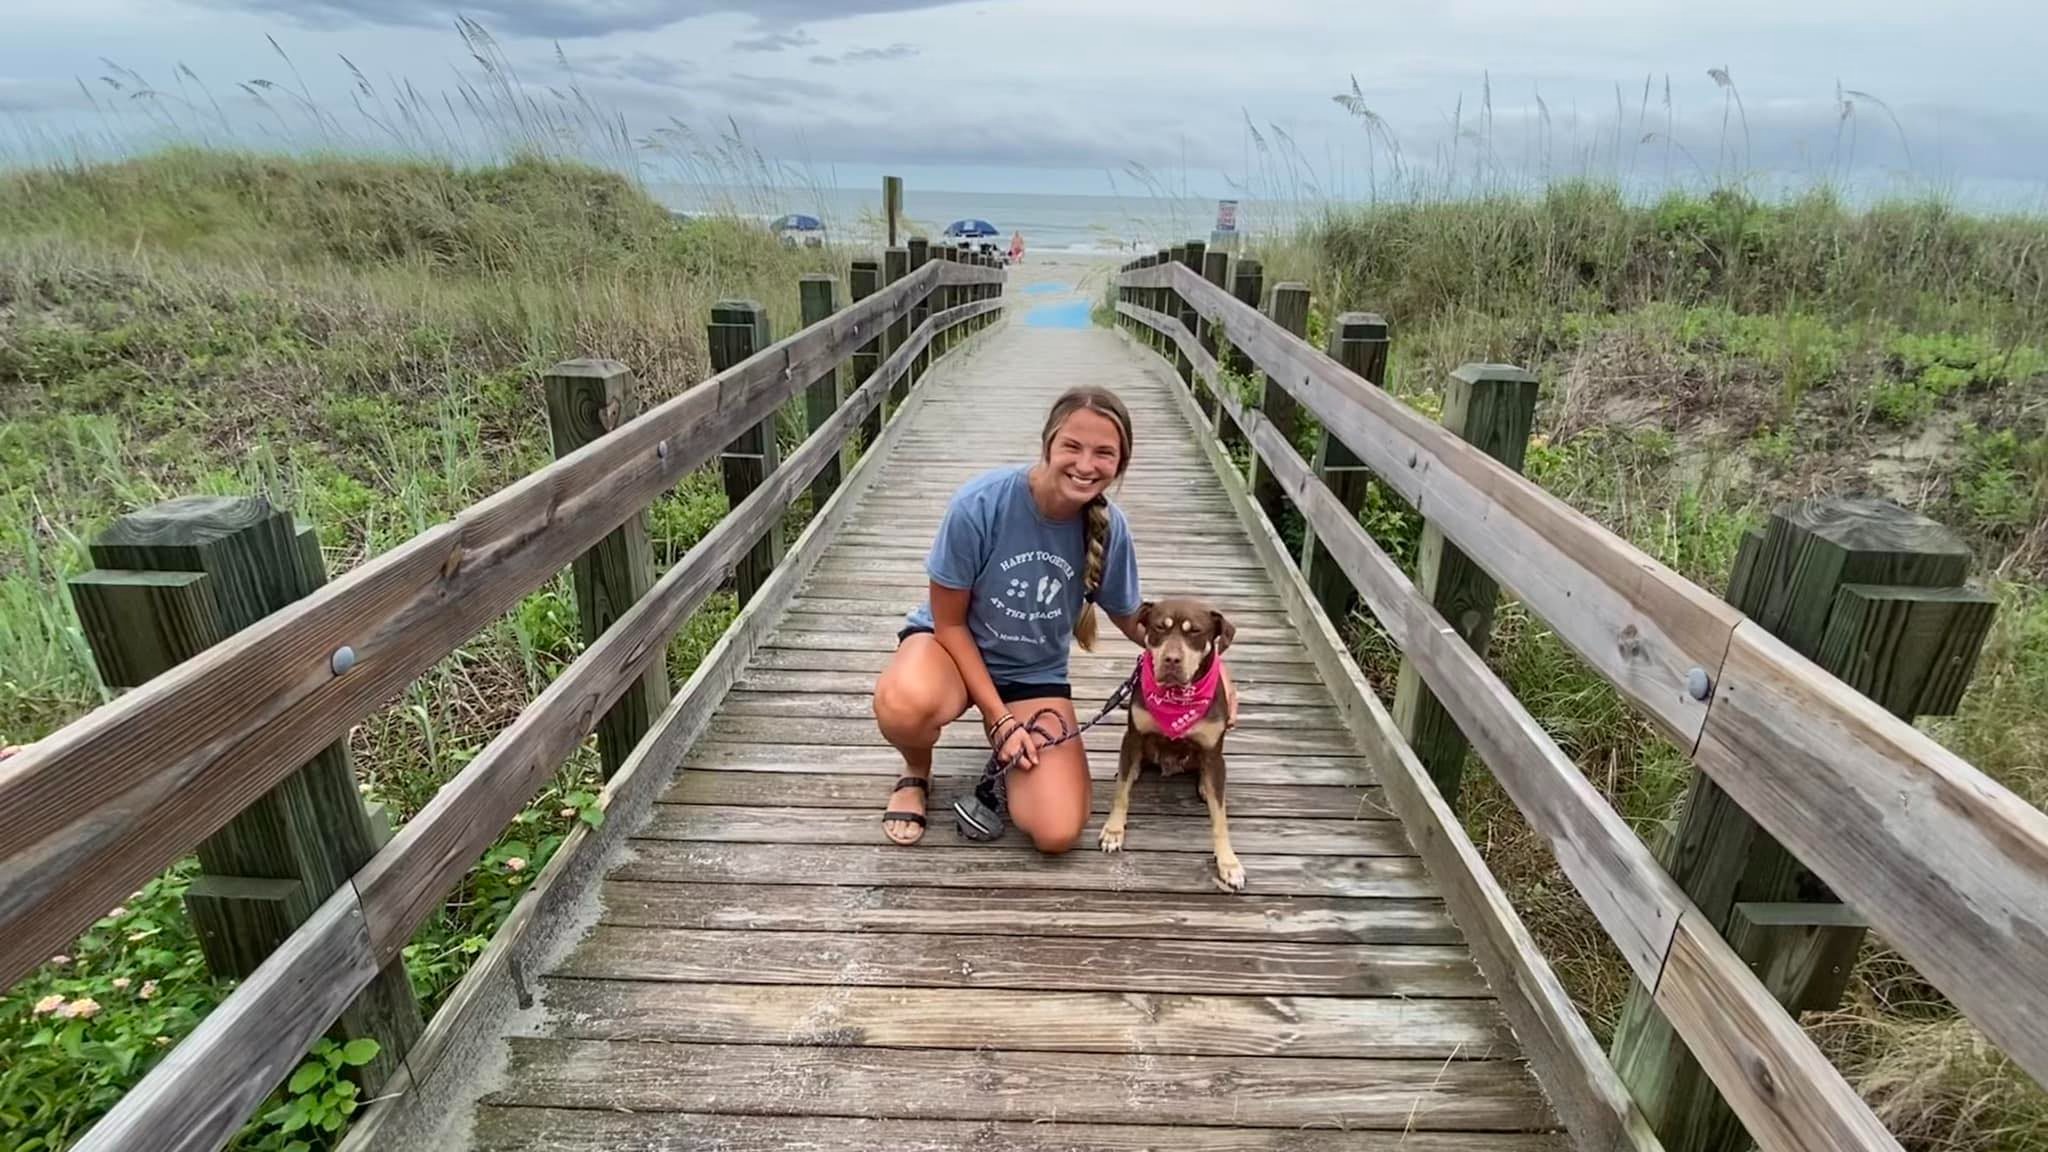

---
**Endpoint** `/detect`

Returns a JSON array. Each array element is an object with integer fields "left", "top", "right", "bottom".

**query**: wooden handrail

[
  {"left": 68, "top": 292, "right": 1003, "bottom": 1152},
  {"left": 1121, "top": 298, "right": 1897, "bottom": 1152},
  {"left": 1119, "top": 261, "right": 2048, "bottom": 1093}
]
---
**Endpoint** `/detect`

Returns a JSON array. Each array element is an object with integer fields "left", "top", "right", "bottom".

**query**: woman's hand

[{"left": 991, "top": 716, "right": 1042, "bottom": 770}]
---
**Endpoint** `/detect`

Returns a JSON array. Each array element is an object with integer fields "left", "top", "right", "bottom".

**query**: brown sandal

[{"left": 881, "top": 775, "right": 930, "bottom": 845}]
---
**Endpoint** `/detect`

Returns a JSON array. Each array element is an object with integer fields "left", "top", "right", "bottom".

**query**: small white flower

[
  {"left": 48, "top": 955, "right": 71, "bottom": 968},
  {"left": 32, "top": 994, "right": 65, "bottom": 1016},
  {"left": 59, "top": 997, "right": 101, "bottom": 1019},
  {"left": 558, "top": 807, "right": 578, "bottom": 819},
  {"left": 138, "top": 980, "right": 158, "bottom": 1000},
  {"left": 112, "top": 977, "right": 131, "bottom": 991},
  {"left": 107, "top": 906, "right": 128, "bottom": 919},
  {"left": 504, "top": 857, "right": 527, "bottom": 873}
]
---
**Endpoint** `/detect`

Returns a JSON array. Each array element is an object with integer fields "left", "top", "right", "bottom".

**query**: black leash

[{"left": 954, "top": 664, "right": 1140, "bottom": 841}]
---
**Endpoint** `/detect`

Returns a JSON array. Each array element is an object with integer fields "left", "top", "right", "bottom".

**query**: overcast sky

[{"left": 4, "top": 0, "right": 2046, "bottom": 202}]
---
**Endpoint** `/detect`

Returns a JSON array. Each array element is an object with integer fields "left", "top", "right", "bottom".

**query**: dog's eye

[{"left": 1182, "top": 620, "right": 1194, "bottom": 633}]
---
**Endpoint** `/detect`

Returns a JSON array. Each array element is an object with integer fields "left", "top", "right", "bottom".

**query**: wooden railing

[
  {"left": 1115, "top": 252, "right": 2048, "bottom": 1152},
  {"left": 0, "top": 245, "right": 1005, "bottom": 1152}
]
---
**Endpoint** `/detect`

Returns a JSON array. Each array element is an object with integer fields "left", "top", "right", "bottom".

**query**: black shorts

[{"left": 897, "top": 623, "right": 1072, "bottom": 703}]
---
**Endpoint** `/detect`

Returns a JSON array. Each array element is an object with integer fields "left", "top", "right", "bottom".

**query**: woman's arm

[
  {"left": 929, "top": 584, "right": 1041, "bottom": 768},
  {"left": 1107, "top": 609, "right": 1146, "bottom": 648}
]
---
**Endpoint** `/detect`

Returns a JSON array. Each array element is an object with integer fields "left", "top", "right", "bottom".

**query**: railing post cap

[
  {"left": 1451, "top": 362, "right": 1538, "bottom": 385},
  {"left": 798, "top": 272, "right": 836, "bottom": 283},
  {"left": 1775, "top": 495, "right": 1972, "bottom": 558},
  {"left": 97, "top": 494, "right": 278, "bottom": 549},
  {"left": 1334, "top": 312, "right": 1389, "bottom": 340},
  {"left": 544, "top": 357, "right": 630, "bottom": 380},
  {"left": 1273, "top": 281, "right": 1311, "bottom": 294}
]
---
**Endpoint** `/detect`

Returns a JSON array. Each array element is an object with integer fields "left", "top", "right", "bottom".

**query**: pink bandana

[{"left": 1137, "top": 650, "right": 1224, "bottom": 739}]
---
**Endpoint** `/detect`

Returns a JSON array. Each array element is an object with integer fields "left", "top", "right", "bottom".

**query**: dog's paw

[
  {"left": 1098, "top": 825, "right": 1126, "bottom": 853},
  {"left": 1213, "top": 853, "right": 1246, "bottom": 892}
]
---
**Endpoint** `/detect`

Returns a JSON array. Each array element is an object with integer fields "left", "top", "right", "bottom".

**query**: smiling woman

[{"left": 870, "top": 387, "right": 1149, "bottom": 850}]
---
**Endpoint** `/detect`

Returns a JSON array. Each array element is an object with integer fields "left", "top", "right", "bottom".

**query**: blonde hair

[{"left": 1039, "top": 386, "right": 1133, "bottom": 650}]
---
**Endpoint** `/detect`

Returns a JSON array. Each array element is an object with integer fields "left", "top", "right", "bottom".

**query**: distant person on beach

[{"left": 1009, "top": 230, "right": 1025, "bottom": 264}]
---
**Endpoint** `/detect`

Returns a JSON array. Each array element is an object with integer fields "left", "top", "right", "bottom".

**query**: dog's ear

[
  {"left": 1210, "top": 610, "right": 1236, "bottom": 653},
  {"left": 1136, "top": 600, "right": 1156, "bottom": 629}
]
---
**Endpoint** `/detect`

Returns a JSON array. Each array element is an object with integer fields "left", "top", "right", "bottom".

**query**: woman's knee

[{"left": 1026, "top": 816, "right": 1086, "bottom": 855}]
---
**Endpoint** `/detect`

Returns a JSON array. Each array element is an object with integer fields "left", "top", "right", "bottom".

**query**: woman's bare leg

[
  {"left": 872, "top": 633, "right": 969, "bottom": 845},
  {"left": 1001, "top": 696, "right": 1092, "bottom": 854}
]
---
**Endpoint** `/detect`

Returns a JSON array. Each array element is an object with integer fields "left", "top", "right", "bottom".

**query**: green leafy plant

[{"left": 248, "top": 1038, "right": 379, "bottom": 1150}]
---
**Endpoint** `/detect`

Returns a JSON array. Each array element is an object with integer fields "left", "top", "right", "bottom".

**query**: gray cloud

[
  {"left": 186, "top": 0, "right": 964, "bottom": 39},
  {"left": 731, "top": 28, "right": 815, "bottom": 53},
  {"left": 809, "top": 55, "right": 839, "bottom": 67},
  {"left": 843, "top": 43, "right": 919, "bottom": 62}
]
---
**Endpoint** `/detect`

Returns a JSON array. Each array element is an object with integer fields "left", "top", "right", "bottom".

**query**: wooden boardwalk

[{"left": 460, "top": 314, "right": 1563, "bottom": 1149}]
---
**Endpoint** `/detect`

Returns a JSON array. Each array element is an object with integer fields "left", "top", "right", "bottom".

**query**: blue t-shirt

[{"left": 904, "top": 464, "right": 1141, "bottom": 684}]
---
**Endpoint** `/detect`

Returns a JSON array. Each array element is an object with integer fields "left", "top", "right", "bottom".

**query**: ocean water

[{"left": 650, "top": 183, "right": 1234, "bottom": 255}]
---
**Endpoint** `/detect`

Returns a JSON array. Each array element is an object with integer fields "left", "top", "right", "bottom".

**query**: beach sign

[{"left": 1215, "top": 199, "right": 1239, "bottom": 233}]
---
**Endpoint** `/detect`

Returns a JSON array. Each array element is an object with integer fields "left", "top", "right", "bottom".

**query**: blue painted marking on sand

[
  {"left": 1024, "top": 300, "right": 1091, "bottom": 329},
  {"left": 1020, "top": 281, "right": 1073, "bottom": 296}
]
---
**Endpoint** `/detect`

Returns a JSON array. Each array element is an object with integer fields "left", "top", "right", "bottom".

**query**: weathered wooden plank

[
  {"left": 771, "top": 610, "right": 1300, "bottom": 646},
  {"left": 1693, "top": 621, "right": 2048, "bottom": 1089},
  {"left": 0, "top": 260, "right": 944, "bottom": 990},
  {"left": 537, "top": 978, "right": 1515, "bottom": 1057},
  {"left": 1126, "top": 266, "right": 1741, "bottom": 745},
  {"left": 468, "top": 1110, "right": 1569, "bottom": 1152},
  {"left": 615, "top": 841, "right": 1437, "bottom": 898},
  {"left": 794, "top": 579, "right": 1287, "bottom": 612},
  {"left": 557, "top": 926, "right": 1485, "bottom": 997},
  {"left": 698, "top": 714, "right": 1356, "bottom": 756},
  {"left": 595, "top": 880, "right": 1457, "bottom": 943},
  {"left": 1148, "top": 328, "right": 1663, "bottom": 1152},
  {"left": 637, "top": 803, "right": 1410, "bottom": 857},
  {"left": 784, "top": 597, "right": 1293, "bottom": 624},
  {"left": 69, "top": 890, "right": 378, "bottom": 1152},
  {"left": 664, "top": 769, "right": 1390, "bottom": 819},
  {"left": 718, "top": 687, "right": 1341, "bottom": 730},
  {"left": 677, "top": 742, "right": 1374, "bottom": 785},
  {"left": 732, "top": 666, "right": 1328, "bottom": 705},
  {"left": 486, "top": 1039, "right": 1556, "bottom": 1130}
]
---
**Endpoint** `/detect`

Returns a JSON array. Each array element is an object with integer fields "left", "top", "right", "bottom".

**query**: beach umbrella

[
  {"left": 944, "top": 218, "right": 998, "bottom": 237},
  {"left": 772, "top": 213, "right": 824, "bottom": 231}
]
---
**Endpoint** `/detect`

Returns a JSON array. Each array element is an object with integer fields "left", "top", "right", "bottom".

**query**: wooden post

[
  {"left": 1197, "top": 250, "right": 1231, "bottom": 422},
  {"left": 849, "top": 259, "right": 882, "bottom": 455},
  {"left": 907, "top": 236, "right": 930, "bottom": 386},
  {"left": 68, "top": 497, "right": 422, "bottom": 1090},
  {"left": 1609, "top": 495, "right": 1995, "bottom": 1152},
  {"left": 1152, "top": 248, "right": 1172, "bottom": 356},
  {"left": 1248, "top": 283, "right": 1311, "bottom": 525},
  {"left": 883, "top": 175, "right": 902, "bottom": 248},
  {"left": 1166, "top": 244, "right": 1194, "bottom": 386},
  {"left": 1301, "top": 312, "right": 1390, "bottom": 623},
  {"left": 799, "top": 275, "right": 844, "bottom": 509},
  {"left": 1388, "top": 363, "right": 1539, "bottom": 806},
  {"left": 708, "top": 299, "right": 784, "bottom": 604},
  {"left": 543, "top": 360, "right": 672, "bottom": 780},
  {"left": 938, "top": 247, "right": 958, "bottom": 353},
  {"left": 883, "top": 246, "right": 911, "bottom": 409},
  {"left": 1227, "top": 256, "right": 1264, "bottom": 378}
]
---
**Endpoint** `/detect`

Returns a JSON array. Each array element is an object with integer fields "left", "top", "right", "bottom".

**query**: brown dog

[{"left": 1099, "top": 597, "right": 1243, "bottom": 890}]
